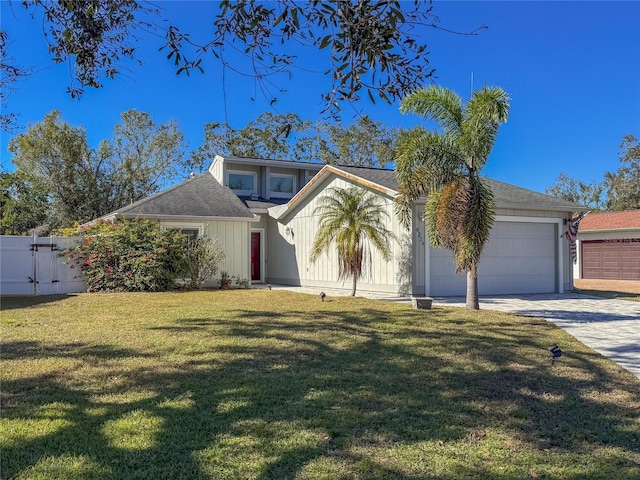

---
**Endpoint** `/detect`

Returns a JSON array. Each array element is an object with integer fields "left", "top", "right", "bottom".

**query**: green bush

[
  {"left": 184, "top": 236, "right": 226, "bottom": 288},
  {"left": 234, "top": 277, "right": 250, "bottom": 289},
  {"left": 62, "top": 219, "right": 187, "bottom": 292},
  {"left": 218, "top": 271, "right": 232, "bottom": 290}
]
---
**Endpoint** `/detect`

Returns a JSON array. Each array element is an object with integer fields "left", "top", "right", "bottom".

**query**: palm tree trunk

[
  {"left": 466, "top": 265, "right": 480, "bottom": 310},
  {"left": 351, "top": 275, "right": 357, "bottom": 296}
]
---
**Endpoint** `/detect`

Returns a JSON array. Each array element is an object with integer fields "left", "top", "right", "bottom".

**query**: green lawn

[
  {"left": 1, "top": 290, "right": 639, "bottom": 480},
  {"left": 573, "top": 288, "right": 640, "bottom": 302}
]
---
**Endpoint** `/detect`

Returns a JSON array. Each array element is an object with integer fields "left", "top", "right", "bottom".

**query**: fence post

[{"left": 32, "top": 234, "right": 38, "bottom": 295}]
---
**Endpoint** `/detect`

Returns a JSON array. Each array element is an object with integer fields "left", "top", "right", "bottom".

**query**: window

[
  {"left": 163, "top": 223, "right": 203, "bottom": 242},
  {"left": 228, "top": 171, "right": 257, "bottom": 196},
  {"left": 269, "top": 174, "right": 296, "bottom": 198},
  {"left": 179, "top": 228, "right": 199, "bottom": 242}
]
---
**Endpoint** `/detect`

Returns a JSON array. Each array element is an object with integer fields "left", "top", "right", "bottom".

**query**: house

[
  {"left": 575, "top": 210, "right": 640, "bottom": 280},
  {"left": 100, "top": 155, "right": 587, "bottom": 296}
]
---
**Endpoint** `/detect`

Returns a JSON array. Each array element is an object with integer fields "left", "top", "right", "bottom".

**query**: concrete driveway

[{"left": 433, "top": 293, "right": 640, "bottom": 379}]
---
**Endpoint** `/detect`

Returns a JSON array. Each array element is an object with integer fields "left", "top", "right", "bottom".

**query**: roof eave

[
  {"left": 218, "top": 155, "right": 324, "bottom": 170},
  {"left": 269, "top": 165, "right": 398, "bottom": 221},
  {"left": 329, "top": 165, "right": 398, "bottom": 197},
  {"left": 579, "top": 227, "right": 640, "bottom": 234},
  {"left": 112, "top": 213, "right": 260, "bottom": 223},
  {"left": 495, "top": 201, "right": 589, "bottom": 213}
]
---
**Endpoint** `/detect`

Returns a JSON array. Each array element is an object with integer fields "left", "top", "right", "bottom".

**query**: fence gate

[{"left": 0, "top": 235, "right": 86, "bottom": 295}]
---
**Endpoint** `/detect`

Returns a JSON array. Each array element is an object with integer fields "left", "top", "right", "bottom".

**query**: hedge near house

[
  {"left": 62, "top": 219, "right": 187, "bottom": 292},
  {"left": 184, "top": 236, "right": 225, "bottom": 289}
]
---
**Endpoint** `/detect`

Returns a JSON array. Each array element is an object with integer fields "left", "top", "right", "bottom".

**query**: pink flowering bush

[{"left": 62, "top": 219, "right": 187, "bottom": 292}]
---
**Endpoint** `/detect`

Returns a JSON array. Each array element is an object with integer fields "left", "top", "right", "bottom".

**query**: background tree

[
  {"left": 0, "top": 170, "right": 49, "bottom": 235},
  {"left": 605, "top": 134, "right": 640, "bottom": 211},
  {"left": 545, "top": 133, "right": 639, "bottom": 212},
  {"left": 105, "top": 109, "right": 187, "bottom": 204},
  {"left": 4, "top": 109, "right": 188, "bottom": 232},
  {"left": 190, "top": 112, "right": 311, "bottom": 167},
  {"left": 310, "top": 186, "right": 393, "bottom": 296},
  {"left": 313, "top": 115, "right": 398, "bottom": 168},
  {"left": 7, "top": 110, "right": 104, "bottom": 229},
  {"left": 395, "top": 85, "right": 510, "bottom": 310},
  {"left": 191, "top": 112, "right": 398, "bottom": 169},
  {"left": 545, "top": 173, "right": 605, "bottom": 211},
  {"left": 3, "top": 1, "right": 479, "bottom": 118}
]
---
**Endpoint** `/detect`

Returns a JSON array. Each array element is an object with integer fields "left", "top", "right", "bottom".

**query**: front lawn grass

[
  {"left": 2, "top": 291, "right": 639, "bottom": 479},
  {"left": 573, "top": 288, "right": 640, "bottom": 302}
]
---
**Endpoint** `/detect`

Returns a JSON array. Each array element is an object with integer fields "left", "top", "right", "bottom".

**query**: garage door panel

[
  {"left": 430, "top": 221, "right": 557, "bottom": 296},
  {"left": 582, "top": 239, "right": 640, "bottom": 280}
]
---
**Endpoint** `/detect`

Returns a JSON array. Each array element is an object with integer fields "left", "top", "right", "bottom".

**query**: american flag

[{"left": 563, "top": 212, "right": 588, "bottom": 264}]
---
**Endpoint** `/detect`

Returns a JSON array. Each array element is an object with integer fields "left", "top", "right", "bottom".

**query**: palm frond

[
  {"left": 310, "top": 186, "right": 394, "bottom": 287},
  {"left": 425, "top": 180, "right": 469, "bottom": 252},
  {"left": 452, "top": 177, "right": 495, "bottom": 272},
  {"left": 400, "top": 86, "right": 464, "bottom": 136},
  {"left": 461, "top": 86, "right": 510, "bottom": 171},
  {"left": 395, "top": 129, "right": 466, "bottom": 227},
  {"left": 467, "top": 86, "right": 511, "bottom": 124},
  {"left": 424, "top": 177, "right": 495, "bottom": 274}
]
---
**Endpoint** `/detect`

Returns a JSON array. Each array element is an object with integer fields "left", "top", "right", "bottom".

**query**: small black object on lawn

[
  {"left": 320, "top": 292, "right": 326, "bottom": 302},
  {"left": 268, "top": 284, "right": 272, "bottom": 290},
  {"left": 548, "top": 344, "right": 562, "bottom": 364}
]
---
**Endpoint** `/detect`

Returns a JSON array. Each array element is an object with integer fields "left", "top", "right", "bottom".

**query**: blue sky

[{"left": 1, "top": 1, "right": 639, "bottom": 194}]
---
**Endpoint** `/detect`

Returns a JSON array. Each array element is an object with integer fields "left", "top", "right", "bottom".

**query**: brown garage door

[{"left": 581, "top": 239, "right": 640, "bottom": 280}]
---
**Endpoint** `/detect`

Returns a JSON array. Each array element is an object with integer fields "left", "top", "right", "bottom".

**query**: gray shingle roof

[
  {"left": 332, "top": 165, "right": 586, "bottom": 211},
  {"left": 113, "top": 173, "right": 254, "bottom": 219},
  {"left": 485, "top": 178, "right": 587, "bottom": 210},
  {"left": 334, "top": 165, "right": 400, "bottom": 191},
  {"left": 238, "top": 197, "right": 289, "bottom": 210}
]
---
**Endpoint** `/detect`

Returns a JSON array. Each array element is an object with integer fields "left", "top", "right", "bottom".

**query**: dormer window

[
  {"left": 269, "top": 174, "right": 296, "bottom": 198},
  {"left": 228, "top": 171, "right": 257, "bottom": 196}
]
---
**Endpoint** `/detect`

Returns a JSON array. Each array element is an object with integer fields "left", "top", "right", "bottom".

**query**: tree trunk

[
  {"left": 466, "top": 265, "right": 480, "bottom": 310},
  {"left": 351, "top": 275, "right": 357, "bottom": 296}
]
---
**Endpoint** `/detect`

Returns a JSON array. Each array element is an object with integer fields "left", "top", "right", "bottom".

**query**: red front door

[{"left": 251, "top": 232, "right": 261, "bottom": 281}]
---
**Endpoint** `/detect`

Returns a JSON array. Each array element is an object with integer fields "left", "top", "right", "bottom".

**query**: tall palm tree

[
  {"left": 310, "top": 186, "right": 393, "bottom": 296},
  {"left": 395, "top": 85, "right": 510, "bottom": 309}
]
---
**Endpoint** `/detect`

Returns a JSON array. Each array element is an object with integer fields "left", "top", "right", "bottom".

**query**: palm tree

[
  {"left": 310, "top": 186, "right": 393, "bottom": 296},
  {"left": 395, "top": 85, "right": 510, "bottom": 309}
]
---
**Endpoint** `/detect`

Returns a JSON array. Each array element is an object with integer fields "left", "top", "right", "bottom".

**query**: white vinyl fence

[{"left": 0, "top": 235, "right": 86, "bottom": 295}]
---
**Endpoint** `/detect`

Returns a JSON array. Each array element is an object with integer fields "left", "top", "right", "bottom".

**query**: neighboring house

[
  {"left": 575, "top": 210, "right": 640, "bottom": 281},
  {"left": 98, "top": 155, "right": 587, "bottom": 296}
]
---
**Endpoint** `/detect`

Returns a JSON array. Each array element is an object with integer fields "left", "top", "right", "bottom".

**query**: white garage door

[{"left": 429, "top": 221, "right": 557, "bottom": 296}]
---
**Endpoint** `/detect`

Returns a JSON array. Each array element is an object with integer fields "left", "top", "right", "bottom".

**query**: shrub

[
  {"left": 234, "top": 277, "right": 250, "bottom": 289},
  {"left": 219, "top": 271, "right": 232, "bottom": 290},
  {"left": 184, "top": 236, "right": 226, "bottom": 288},
  {"left": 62, "top": 219, "right": 187, "bottom": 292}
]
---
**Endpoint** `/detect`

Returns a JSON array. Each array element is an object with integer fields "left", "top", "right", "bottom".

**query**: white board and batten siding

[
  {"left": 162, "top": 219, "right": 251, "bottom": 284},
  {"left": 267, "top": 176, "right": 411, "bottom": 294},
  {"left": 208, "top": 155, "right": 225, "bottom": 184},
  {"left": 205, "top": 220, "right": 251, "bottom": 283}
]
